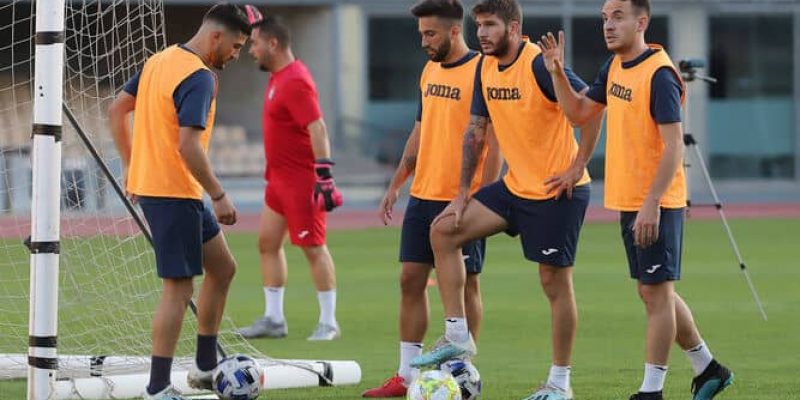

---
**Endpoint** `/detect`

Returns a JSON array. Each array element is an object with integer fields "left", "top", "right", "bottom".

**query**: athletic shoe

[
  {"left": 409, "top": 335, "right": 476, "bottom": 368},
  {"left": 307, "top": 322, "right": 341, "bottom": 341},
  {"left": 142, "top": 385, "right": 186, "bottom": 400},
  {"left": 361, "top": 374, "right": 408, "bottom": 397},
  {"left": 691, "top": 359, "right": 734, "bottom": 400},
  {"left": 237, "top": 316, "right": 288, "bottom": 339},
  {"left": 521, "top": 383, "right": 574, "bottom": 400},
  {"left": 186, "top": 364, "right": 214, "bottom": 391},
  {"left": 628, "top": 391, "right": 663, "bottom": 400}
]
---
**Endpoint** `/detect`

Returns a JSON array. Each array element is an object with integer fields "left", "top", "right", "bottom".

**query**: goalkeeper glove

[{"left": 313, "top": 158, "right": 343, "bottom": 212}]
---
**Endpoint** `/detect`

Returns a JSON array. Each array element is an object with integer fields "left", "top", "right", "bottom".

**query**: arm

[
  {"left": 107, "top": 91, "right": 136, "bottom": 171},
  {"left": 539, "top": 31, "right": 606, "bottom": 126},
  {"left": 378, "top": 122, "right": 421, "bottom": 225},
  {"left": 479, "top": 122, "right": 503, "bottom": 186},
  {"left": 459, "top": 115, "right": 490, "bottom": 197},
  {"left": 544, "top": 105, "right": 603, "bottom": 199},
  {"left": 307, "top": 118, "right": 331, "bottom": 159},
  {"left": 178, "top": 127, "right": 236, "bottom": 225},
  {"left": 634, "top": 122, "right": 683, "bottom": 247}
]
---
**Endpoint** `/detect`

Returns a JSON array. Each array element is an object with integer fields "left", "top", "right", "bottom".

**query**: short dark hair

[
  {"left": 626, "top": 0, "right": 651, "bottom": 16},
  {"left": 204, "top": 3, "right": 254, "bottom": 36},
  {"left": 471, "top": 0, "right": 522, "bottom": 25},
  {"left": 252, "top": 15, "right": 291, "bottom": 48},
  {"left": 411, "top": 0, "right": 464, "bottom": 22}
]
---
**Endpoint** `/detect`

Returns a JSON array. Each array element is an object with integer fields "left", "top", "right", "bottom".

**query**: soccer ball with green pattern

[{"left": 407, "top": 369, "right": 462, "bottom": 400}]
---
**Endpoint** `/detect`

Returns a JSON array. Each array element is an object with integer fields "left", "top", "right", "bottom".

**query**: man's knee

[
  {"left": 464, "top": 274, "right": 481, "bottom": 302},
  {"left": 430, "top": 219, "right": 460, "bottom": 252},
  {"left": 164, "top": 278, "right": 194, "bottom": 304},
  {"left": 539, "top": 265, "right": 572, "bottom": 301},
  {"left": 400, "top": 265, "right": 429, "bottom": 297},
  {"left": 637, "top": 282, "right": 673, "bottom": 310}
]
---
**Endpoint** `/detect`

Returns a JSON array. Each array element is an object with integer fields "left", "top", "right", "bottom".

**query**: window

[
  {"left": 708, "top": 16, "right": 794, "bottom": 179},
  {"left": 368, "top": 17, "right": 428, "bottom": 100}
]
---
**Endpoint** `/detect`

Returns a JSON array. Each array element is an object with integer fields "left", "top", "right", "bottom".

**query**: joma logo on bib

[
  {"left": 486, "top": 87, "right": 522, "bottom": 101},
  {"left": 608, "top": 82, "right": 633, "bottom": 102},
  {"left": 424, "top": 83, "right": 462, "bottom": 100}
]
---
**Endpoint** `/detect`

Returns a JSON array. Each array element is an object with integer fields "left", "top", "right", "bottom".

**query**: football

[
  {"left": 440, "top": 360, "right": 481, "bottom": 400},
  {"left": 212, "top": 354, "right": 264, "bottom": 400},
  {"left": 407, "top": 369, "right": 462, "bottom": 400}
]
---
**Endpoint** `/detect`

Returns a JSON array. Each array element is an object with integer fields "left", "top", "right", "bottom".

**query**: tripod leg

[{"left": 687, "top": 142, "right": 768, "bottom": 321}]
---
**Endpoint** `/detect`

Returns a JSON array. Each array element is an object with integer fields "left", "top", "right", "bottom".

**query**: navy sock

[
  {"left": 146, "top": 356, "right": 173, "bottom": 395},
  {"left": 196, "top": 334, "right": 218, "bottom": 372}
]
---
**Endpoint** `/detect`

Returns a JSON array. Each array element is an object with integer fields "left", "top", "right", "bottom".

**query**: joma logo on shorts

[
  {"left": 486, "top": 87, "right": 522, "bottom": 101},
  {"left": 424, "top": 83, "right": 462, "bottom": 100},
  {"left": 608, "top": 82, "right": 633, "bottom": 102}
]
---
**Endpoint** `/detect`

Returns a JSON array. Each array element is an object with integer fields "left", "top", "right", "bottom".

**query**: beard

[
  {"left": 485, "top": 30, "right": 511, "bottom": 57},
  {"left": 427, "top": 38, "right": 451, "bottom": 63}
]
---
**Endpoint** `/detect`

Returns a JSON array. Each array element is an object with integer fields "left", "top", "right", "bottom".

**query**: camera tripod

[{"left": 679, "top": 59, "right": 768, "bottom": 321}]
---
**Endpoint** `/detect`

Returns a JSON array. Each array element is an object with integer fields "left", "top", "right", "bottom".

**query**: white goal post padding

[{"left": 0, "top": 354, "right": 361, "bottom": 399}]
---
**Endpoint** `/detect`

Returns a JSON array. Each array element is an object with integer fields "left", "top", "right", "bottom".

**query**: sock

[
  {"left": 146, "top": 356, "right": 173, "bottom": 395},
  {"left": 547, "top": 364, "right": 571, "bottom": 391},
  {"left": 196, "top": 335, "right": 218, "bottom": 372},
  {"left": 264, "top": 286, "right": 285, "bottom": 322},
  {"left": 685, "top": 341, "right": 714, "bottom": 376},
  {"left": 398, "top": 341, "right": 423, "bottom": 384},
  {"left": 317, "top": 290, "right": 337, "bottom": 327},
  {"left": 639, "top": 363, "right": 668, "bottom": 393},
  {"left": 444, "top": 317, "right": 469, "bottom": 343}
]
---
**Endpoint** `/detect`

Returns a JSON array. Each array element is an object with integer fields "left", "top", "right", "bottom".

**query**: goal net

[{"left": 0, "top": 1, "right": 358, "bottom": 398}]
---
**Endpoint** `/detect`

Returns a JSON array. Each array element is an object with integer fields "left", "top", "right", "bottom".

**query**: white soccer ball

[
  {"left": 407, "top": 369, "right": 462, "bottom": 400},
  {"left": 212, "top": 354, "right": 264, "bottom": 400},
  {"left": 439, "top": 359, "right": 481, "bottom": 400}
]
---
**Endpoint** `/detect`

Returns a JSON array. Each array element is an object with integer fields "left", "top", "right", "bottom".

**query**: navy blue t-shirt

[
  {"left": 470, "top": 42, "right": 588, "bottom": 118},
  {"left": 416, "top": 50, "right": 481, "bottom": 122},
  {"left": 122, "top": 45, "right": 216, "bottom": 129},
  {"left": 585, "top": 48, "right": 683, "bottom": 124}
]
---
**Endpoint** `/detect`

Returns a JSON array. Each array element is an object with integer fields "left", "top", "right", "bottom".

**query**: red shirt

[{"left": 262, "top": 60, "right": 322, "bottom": 182}]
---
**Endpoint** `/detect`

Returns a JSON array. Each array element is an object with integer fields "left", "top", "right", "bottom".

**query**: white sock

[
  {"left": 398, "top": 342, "right": 422, "bottom": 384},
  {"left": 685, "top": 341, "right": 714, "bottom": 376},
  {"left": 444, "top": 317, "right": 469, "bottom": 343},
  {"left": 547, "top": 364, "right": 571, "bottom": 391},
  {"left": 639, "top": 363, "right": 668, "bottom": 393},
  {"left": 317, "top": 290, "right": 337, "bottom": 327},
  {"left": 264, "top": 287, "right": 285, "bottom": 322}
]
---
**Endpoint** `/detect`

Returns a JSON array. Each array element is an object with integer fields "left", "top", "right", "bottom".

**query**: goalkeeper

[
  {"left": 238, "top": 14, "right": 344, "bottom": 342},
  {"left": 107, "top": 4, "right": 260, "bottom": 400}
]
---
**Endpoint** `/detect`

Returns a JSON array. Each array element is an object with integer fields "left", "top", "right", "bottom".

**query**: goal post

[{"left": 28, "top": 0, "right": 66, "bottom": 398}]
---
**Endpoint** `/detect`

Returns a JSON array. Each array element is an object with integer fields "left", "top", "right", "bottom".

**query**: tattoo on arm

[{"left": 460, "top": 116, "right": 488, "bottom": 190}]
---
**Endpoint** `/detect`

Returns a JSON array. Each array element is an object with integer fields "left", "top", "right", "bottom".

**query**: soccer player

[
  {"left": 410, "top": 1, "right": 602, "bottom": 399},
  {"left": 538, "top": 0, "right": 735, "bottom": 399},
  {"left": 362, "top": 0, "right": 501, "bottom": 397},
  {"left": 107, "top": 4, "right": 259, "bottom": 399},
  {"left": 238, "top": 14, "right": 344, "bottom": 341}
]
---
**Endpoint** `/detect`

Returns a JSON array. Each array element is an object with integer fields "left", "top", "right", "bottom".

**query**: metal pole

[{"left": 28, "top": 0, "right": 66, "bottom": 398}]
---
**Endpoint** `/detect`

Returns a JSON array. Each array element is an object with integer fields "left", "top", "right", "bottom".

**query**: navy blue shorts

[
  {"left": 139, "top": 197, "right": 221, "bottom": 279},
  {"left": 473, "top": 180, "right": 590, "bottom": 267},
  {"left": 400, "top": 196, "right": 486, "bottom": 274},
  {"left": 620, "top": 208, "right": 684, "bottom": 284}
]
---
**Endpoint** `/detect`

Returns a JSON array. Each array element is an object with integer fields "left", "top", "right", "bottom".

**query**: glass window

[
  {"left": 708, "top": 16, "right": 794, "bottom": 179},
  {"left": 368, "top": 17, "right": 428, "bottom": 101}
]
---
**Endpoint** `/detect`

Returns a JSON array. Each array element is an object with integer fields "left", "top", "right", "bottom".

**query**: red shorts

[{"left": 265, "top": 180, "right": 326, "bottom": 246}]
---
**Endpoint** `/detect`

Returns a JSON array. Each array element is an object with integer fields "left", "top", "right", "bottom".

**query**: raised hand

[{"left": 537, "top": 30, "right": 566, "bottom": 74}]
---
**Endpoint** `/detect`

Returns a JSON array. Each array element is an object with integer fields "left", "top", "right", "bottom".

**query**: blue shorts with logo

[
  {"left": 139, "top": 196, "right": 221, "bottom": 279},
  {"left": 620, "top": 207, "right": 684, "bottom": 284},
  {"left": 473, "top": 180, "right": 590, "bottom": 267},
  {"left": 400, "top": 196, "right": 486, "bottom": 274}
]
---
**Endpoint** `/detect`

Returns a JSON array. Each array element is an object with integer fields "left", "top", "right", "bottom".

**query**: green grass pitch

[{"left": 1, "top": 218, "right": 799, "bottom": 399}]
